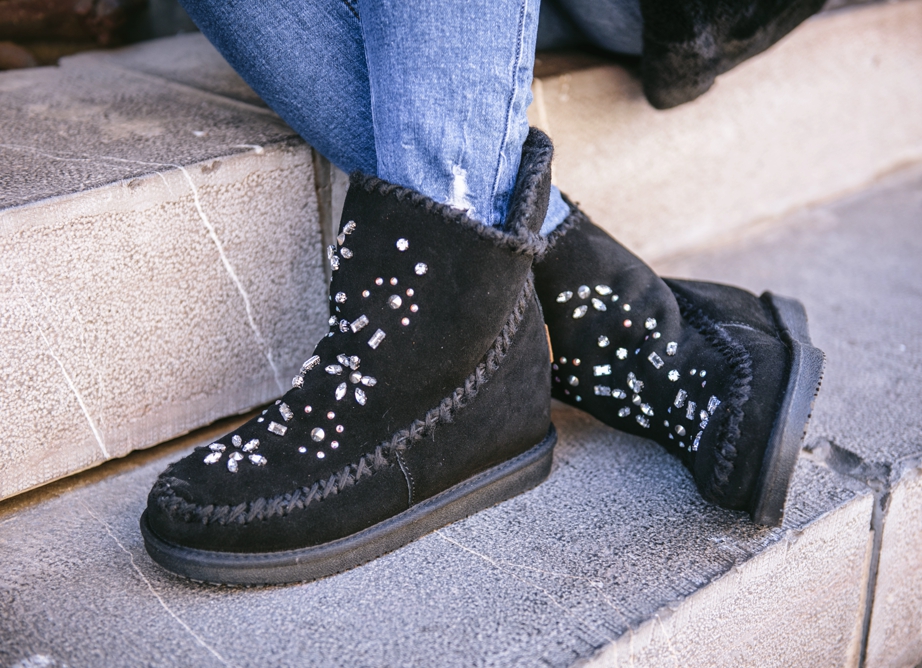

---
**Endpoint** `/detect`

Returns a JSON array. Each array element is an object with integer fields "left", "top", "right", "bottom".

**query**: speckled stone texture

[
  {"left": 528, "top": 0, "right": 922, "bottom": 261},
  {"left": 1, "top": 163, "right": 919, "bottom": 668},
  {"left": 0, "top": 47, "right": 326, "bottom": 499}
]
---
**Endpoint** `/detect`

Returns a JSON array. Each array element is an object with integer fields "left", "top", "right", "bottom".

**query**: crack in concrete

[
  {"left": 16, "top": 289, "right": 110, "bottom": 460},
  {"left": 79, "top": 500, "right": 236, "bottom": 668},
  {"left": 803, "top": 436, "right": 896, "bottom": 668},
  {"left": 1, "top": 143, "right": 285, "bottom": 393}
]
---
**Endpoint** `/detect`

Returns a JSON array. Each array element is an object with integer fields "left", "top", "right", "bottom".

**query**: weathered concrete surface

[
  {"left": 0, "top": 60, "right": 327, "bottom": 500},
  {"left": 865, "top": 465, "right": 922, "bottom": 668},
  {"left": 5, "top": 158, "right": 921, "bottom": 668},
  {"left": 529, "top": 0, "right": 922, "bottom": 261}
]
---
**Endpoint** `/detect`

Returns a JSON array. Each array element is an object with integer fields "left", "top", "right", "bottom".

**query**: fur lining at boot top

[
  {"left": 140, "top": 129, "right": 557, "bottom": 584},
  {"left": 639, "top": 0, "right": 825, "bottom": 108}
]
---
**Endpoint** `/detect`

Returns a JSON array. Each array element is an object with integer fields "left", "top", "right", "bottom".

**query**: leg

[{"left": 179, "top": 0, "right": 376, "bottom": 175}]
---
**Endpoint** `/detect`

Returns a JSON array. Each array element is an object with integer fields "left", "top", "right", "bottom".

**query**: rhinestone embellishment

[
  {"left": 268, "top": 421, "right": 287, "bottom": 436},
  {"left": 279, "top": 403, "right": 294, "bottom": 421},
  {"left": 666, "top": 342, "right": 678, "bottom": 356},
  {"left": 415, "top": 263, "right": 428, "bottom": 275},
  {"left": 668, "top": 370, "right": 680, "bottom": 382},
  {"left": 351, "top": 315, "right": 369, "bottom": 333},
  {"left": 708, "top": 396, "right": 721, "bottom": 414},
  {"left": 591, "top": 298, "right": 607, "bottom": 311},
  {"left": 648, "top": 352, "right": 664, "bottom": 369},
  {"left": 593, "top": 364, "right": 612, "bottom": 376},
  {"left": 335, "top": 292, "right": 347, "bottom": 303},
  {"left": 567, "top": 375, "right": 579, "bottom": 386},
  {"left": 344, "top": 220, "right": 356, "bottom": 234},
  {"left": 594, "top": 386, "right": 611, "bottom": 396},
  {"left": 645, "top": 318, "right": 657, "bottom": 330},
  {"left": 618, "top": 407, "right": 631, "bottom": 418},
  {"left": 396, "top": 238, "right": 409, "bottom": 251},
  {"left": 557, "top": 291, "right": 573, "bottom": 303},
  {"left": 616, "top": 348, "right": 628, "bottom": 360},
  {"left": 577, "top": 285, "right": 591, "bottom": 299},
  {"left": 355, "top": 388, "right": 367, "bottom": 405},
  {"left": 325, "top": 364, "right": 343, "bottom": 375},
  {"left": 335, "top": 382, "right": 347, "bottom": 400},
  {"left": 368, "top": 329, "right": 386, "bottom": 349},
  {"left": 595, "top": 285, "right": 612, "bottom": 296},
  {"left": 340, "top": 247, "right": 353, "bottom": 259},
  {"left": 598, "top": 336, "right": 610, "bottom": 348},
  {"left": 388, "top": 295, "right": 403, "bottom": 309},
  {"left": 674, "top": 389, "right": 688, "bottom": 408},
  {"left": 311, "top": 428, "right": 325, "bottom": 442},
  {"left": 203, "top": 452, "right": 221, "bottom": 465},
  {"left": 248, "top": 454, "right": 267, "bottom": 466},
  {"left": 572, "top": 305, "right": 588, "bottom": 319}
]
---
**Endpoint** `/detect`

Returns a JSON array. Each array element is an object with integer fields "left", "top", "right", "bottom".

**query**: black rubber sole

[
  {"left": 749, "top": 293, "right": 826, "bottom": 526},
  {"left": 141, "top": 424, "right": 557, "bottom": 586}
]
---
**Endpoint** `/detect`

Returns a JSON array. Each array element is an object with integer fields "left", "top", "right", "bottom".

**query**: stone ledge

[{"left": 0, "top": 52, "right": 327, "bottom": 500}]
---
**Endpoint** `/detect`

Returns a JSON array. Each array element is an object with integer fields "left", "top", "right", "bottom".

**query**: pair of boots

[{"left": 141, "top": 130, "right": 824, "bottom": 585}]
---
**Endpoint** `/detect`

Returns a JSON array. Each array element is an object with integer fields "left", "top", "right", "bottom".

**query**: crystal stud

[
  {"left": 595, "top": 285, "right": 613, "bottom": 296},
  {"left": 410, "top": 304, "right": 419, "bottom": 313},
  {"left": 415, "top": 263, "right": 428, "bottom": 275},
  {"left": 390, "top": 277, "right": 398, "bottom": 286},
  {"left": 268, "top": 421, "right": 287, "bottom": 436},
  {"left": 591, "top": 298, "right": 607, "bottom": 311},
  {"left": 617, "top": 348, "right": 628, "bottom": 360},
  {"left": 368, "top": 329, "right": 386, "bottom": 349},
  {"left": 557, "top": 291, "right": 573, "bottom": 303},
  {"left": 335, "top": 382, "right": 347, "bottom": 400},
  {"left": 376, "top": 277, "right": 384, "bottom": 286},
  {"left": 645, "top": 318, "right": 657, "bottom": 330},
  {"left": 232, "top": 435, "right": 242, "bottom": 448},
  {"left": 344, "top": 221, "right": 356, "bottom": 234},
  {"left": 674, "top": 389, "right": 688, "bottom": 408},
  {"left": 668, "top": 370, "right": 680, "bottom": 382},
  {"left": 568, "top": 375, "right": 579, "bottom": 386},
  {"left": 623, "top": 319, "right": 632, "bottom": 328},
  {"left": 686, "top": 401, "right": 697, "bottom": 421},
  {"left": 572, "top": 305, "right": 588, "bottom": 319},
  {"left": 594, "top": 386, "right": 612, "bottom": 396},
  {"left": 708, "top": 396, "right": 721, "bottom": 414},
  {"left": 636, "top": 415, "right": 650, "bottom": 429},
  {"left": 361, "top": 376, "right": 377, "bottom": 386},
  {"left": 304, "top": 405, "right": 312, "bottom": 414},
  {"left": 401, "top": 317, "right": 410, "bottom": 326},
  {"left": 204, "top": 452, "right": 221, "bottom": 465},
  {"left": 598, "top": 336, "right": 610, "bottom": 348},
  {"left": 355, "top": 388, "right": 367, "bottom": 405},
  {"left": 279, "top": 403, "right": 294, "bottom": 421},
  {"left": 593, "top": 364, "right": 612, "bottom": 377},
  {"left": 618, "top": 407, "right": 631, "bottom": 418},
  {"left": 248, "top": 454, "right": 267, "bottom": 466},
  {"left": 612, "top": 389, "right": 627, "bottom": 399},
  {"left": 675, "top": 425, "right": 686, "bottom": 436},
  {"left": 340, "top": 248, "right": 353, "bottom": 259},
  {"left": 396, "top": 238, "right": 409, "bottom": 251},
  {"left": 209, "top": 443, "right": 225, "bottom": 452},
  {"left": 648, "top": 352, "right": 664, "bottom": 369},
  {"left": 577, "top": 285, "right": 591, "bottom": 299},
  {"left": 351, "top": 315, "right": 369, "bottom": 333},
  {"left": 311, "top": 428, "right": 325, "bottom": 442},
  {"left": 388, "top": 295, "right": 402, "bottom": 309},
  {"left": 335, "top": 292, "right": 347, "bottom": 303},
  {"left": 666, "top": 342, "right": 678, "bottom": 356},
  {"left": 325, "top": 364, "right": 343, "bottom": 375}
]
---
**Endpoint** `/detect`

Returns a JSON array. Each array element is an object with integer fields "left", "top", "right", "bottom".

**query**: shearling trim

[
  {"left": 350, "top": 128, "right": 552, "bottom": 258},
  {"left": 153, "top": 276, "right": 535, "bottom": 526},
  {"left": 672, "top": 291, "right": 754, "bottom": 501},
  {"left": 541, "top": 193, "right": 585, "bottom": 256}
]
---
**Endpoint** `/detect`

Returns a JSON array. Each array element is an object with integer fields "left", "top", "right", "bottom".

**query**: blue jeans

[{"left": 179, "top": 0, "right": 641, "bottom": 232}]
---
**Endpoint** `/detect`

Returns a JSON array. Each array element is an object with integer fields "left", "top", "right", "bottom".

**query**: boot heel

[{"left": 751, "top": 293, "right": 827, "bottom": 526}]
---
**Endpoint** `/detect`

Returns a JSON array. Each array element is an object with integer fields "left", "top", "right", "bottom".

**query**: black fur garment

[{"left": 640, "top": 0, "right": 825, "bottom": 108}]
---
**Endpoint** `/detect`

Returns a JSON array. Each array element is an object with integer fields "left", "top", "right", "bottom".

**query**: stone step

[
  {"left": 0, "top": 164, "right": 919, "bottom": 667},
  {"left": 0, "top": 44, "right": 328, "bottom": 500}
]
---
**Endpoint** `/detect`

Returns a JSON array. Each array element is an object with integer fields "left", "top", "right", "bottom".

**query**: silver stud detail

[
  {"left": 598, "top": 336, "right": 610, "bottom": 348},
  {"left": 337, "top": 354, "right": 349, "bottom": 366},
  {"left": 617, "top": 348, "right": 628, "bottom": 360},
  {"left": 611, "top": 294, "right": 620, "bottom": 302},
  {"left": 632, "top": 394, "right": 642, "bottom": 405},
  {"left": 335, "top": 382, "right": 347, "bottom": 400},
  {"left": 708, "top": 396, "right": 721, "bottom": 414},
  {"left": 618, "top": 407, "right": 631, "bottom": 418},
  {"left": 311, "top": 428, "right": 325, "bottom": 442},
  {"left": 361, "top": 376, "right": 377, "bottom": 386},
  {"left": 349, "top": 370, "right": 362, "bottom": 384},
  {"left": 686, "top": 401, "right": 697, "bottom": 421},
  {"left": 337, "top": 232, "right": 346, "bottom": 246},
  {"left": 668, "top": 370, "right": 680, "bottom": 382},
  {"left": 325, "top": 364, "right": 343, "bottom": 375},
  {"left": 388, "top": 295, "right": 403, "bottom": 309},
  {"left": 648, "top": 352, "right": 665, "bottom": 369},
  {"left": 674, "top": 389, "right": 688, "bottom": 408},
  {"left": 355, "top": 388, "right": 367, "bottom": 405},
  {"left": 337, "top": 319, "right": 350, "bottom": 333},
  {"left": 557, "top": 291, "right": 573, "bottom": 303},
  {"left": 559, "top": 357, "right": 567, "bottom": 364},
  {"left": 204, "top": 452, "right": 222, "bottom": 465},
  {"left": 577, "top": 285, "right": 591, "bottom": 299},
  {"left": 368, "top": 329, "right": 386, "bottom": 349},
  {"left": 302, "top": 355, "right": 321, "bottom": 373},
  {"left": 594, "top": 386, "right": 612, "bottom": 396},
  {"left": 645, "top": 318, "right": 657, "bottom": 330},
  {"left": 351, "top": 315, "right": 369, "bottom": 333},
  {"left": 572, "top": 305, "right": 588, "bottom": 319},
  {"left": 636, "top": 415, "right": 651, "bottom": 428},
  {"left": 591, "top": 298, "right": 607, "bottom": 311},
  {"left": 248, "top": 454, "right": 267, "bottom": 466},
  {"left": 415, "top": 263, "right": 428, "bottom": 275},
  {"left": 268, "top": 421, "right": 287, "bottom": 436},
  {"left": 340, "top": 247, "right": 353, "bottom": 259},
  {"left": 396, "top": 238, "right": 409, "bottom": 251},
  {"left": 568, "top": 375, "right": 579, "bottom": 386},
  {"left": 279, "top": 403, "right": 293, "bottom": 421},
  {"left": 675, "top": 425, "right": 686, "bottom": 436},
  {"left": 666, "top": 342, "right": 678, "bottom": 356},
  {"left": 595, "top": 285, "right": 613, "bottom": 296},
  {"left": 348, "top": 355, "right": 361, "bottom": 369},
  {"left": 623, "top": 319, "right": 632, "bottom": 328},
  {"left": 232, "top": 435, "right": 242, "bottom": 448},
  {"left": 593, "top": 364, "right": 612, "bottom": 376}
]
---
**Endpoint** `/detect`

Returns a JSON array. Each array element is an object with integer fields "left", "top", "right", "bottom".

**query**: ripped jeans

[{"left": 178, "top": 0, "right": 642, "bottom": 232}]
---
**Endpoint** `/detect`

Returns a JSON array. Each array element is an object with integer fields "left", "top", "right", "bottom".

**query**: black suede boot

[
  {"left": 534, "top": 204, "right": 825, "bottom": 525},
  {"left": 141, "top": 129, "right": 556, "bottom": 585}
]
